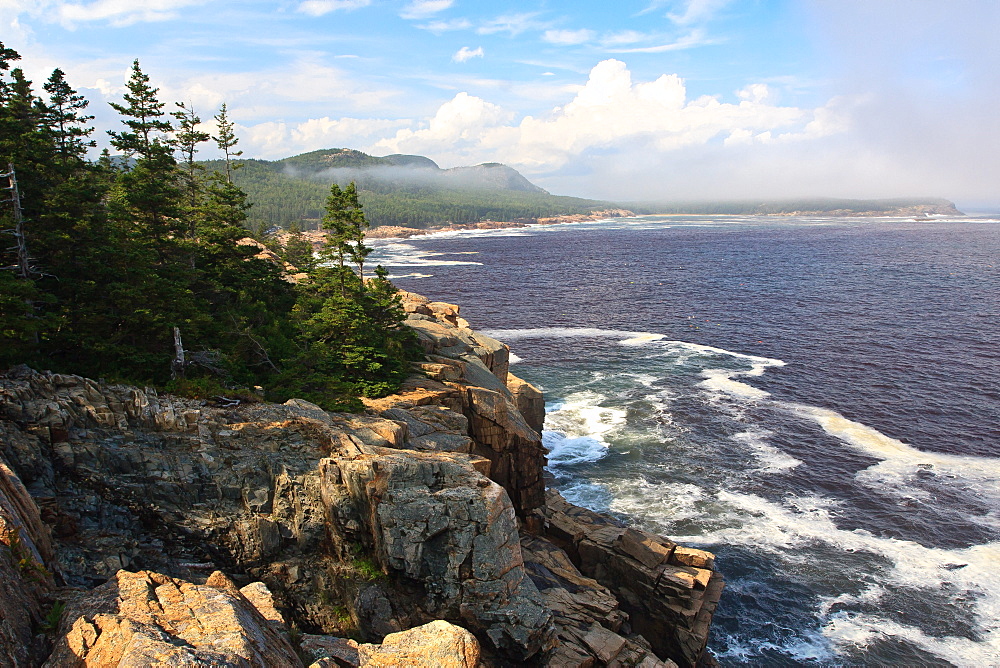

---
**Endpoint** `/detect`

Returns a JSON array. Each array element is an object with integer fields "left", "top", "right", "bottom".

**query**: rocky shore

[
  {"left": 0, "top": 292, "right": 722, "bottom": 667},
  {"left": 362, "top": 209, "right": 637, "bottom": 240}
]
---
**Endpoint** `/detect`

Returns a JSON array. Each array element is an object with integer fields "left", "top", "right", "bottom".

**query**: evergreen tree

[
  {"left": 281, "top": 221, "right": 316, "bottom": 272},
  {"left": 42, "top": 68, "right": 95, "bottom": 165},
  {"left": 275, "top": 180, "right": 414, "bottom": 405},
  {"left": 320, "top": 181, "right": 369, "bottom": 294},
  {"left": 1, "top": 47, "right": 413, "bottom": 405},
  {"left": 171, "top": 101, "right": 210, "bottom": 225},
  {"left": 213, "top": 102, "right": 242, "bottom": 184},
  {"left": 108, "top": 60, "right": 172, "bottom": 160},
  {"left": 107, "top": 60, "right": 182, "bottom": 245}
]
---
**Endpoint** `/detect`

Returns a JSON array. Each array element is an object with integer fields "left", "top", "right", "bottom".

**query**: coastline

[
  {"left": 0, "top": 291, "right": 722, "bottom": 667},
  {"left": 363, "top": 208, "right": 637, "bottom": 240}
]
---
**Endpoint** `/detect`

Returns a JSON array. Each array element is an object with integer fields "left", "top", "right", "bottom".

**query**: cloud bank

[{"left": 361, "top": 59, "right": 851, "bottom": 199}]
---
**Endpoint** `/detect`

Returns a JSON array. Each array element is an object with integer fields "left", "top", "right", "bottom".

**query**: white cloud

[
  {"left": 239, "top": 116, "right": 410, "bottom": 160},
  {"left": 7, "top": 0, "right": 202, "bottom": 27},
  {"left": 542, "top": 29, "right": 595, "bottom": 46},
  {"left": 373, "top": 59, "right": 847, "bottom": 187},
  {"left": 667, "top": 0, "right": 731, "bottom": 26},
  {"left": 476, "top": 12, "right": 545, "bottom": 36},
  {"left": 374, "top": 92, "right": 514, "bottom": 158},
  {"left": 417, "top": 18, "right": 472, "bottom": 32},
  {"left": 606, "top": 29, "right": 715, "bottom": 53},
  {"left": 452, "top": 46, "right": 484, "bottom": 63},
  {"left": 296, "top": 0, "right": 370, "bottom": 17},
  {"left": 400, "top": 0, "right": 453, "bottom": 20},
  {"left": 600, "top": 30, "right": 652, "bottom": 47}
]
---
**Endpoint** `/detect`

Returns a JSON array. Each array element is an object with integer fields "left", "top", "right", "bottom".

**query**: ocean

[{"left": 371, "top": 214, "right": 1000, "bottom": 666}]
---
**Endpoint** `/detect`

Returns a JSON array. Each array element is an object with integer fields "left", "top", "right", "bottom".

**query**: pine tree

[
  {"left": 108, "top": 60, "right": 173, "bottom": 161},
  {"left": 42, "top": 68, "right": 95, "bottom": 165},
  {"left": 171, "top": 101, "right": 210, "bottom": 225},
  {"left": 213, "top": 102, "right": 242, "bottom": 184},
  {"left": 320, "top": 181, "right": 370, "bottom": 295}
]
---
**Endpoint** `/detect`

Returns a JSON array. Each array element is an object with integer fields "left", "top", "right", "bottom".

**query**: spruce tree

[
  {"left": 213, "top": 102, "right": 242, "bottom": 184},
  {"left": 171, "top": 101, "right": 210, "bottom": 226},
  {"left": 42, "top": 68, "right": 95, "bottom": 165}
]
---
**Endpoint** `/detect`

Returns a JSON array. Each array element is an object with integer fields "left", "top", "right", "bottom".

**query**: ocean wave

[
  {"left": 732, "top": 429, "right": 802, "bottom": 472},
  {"left": 660, "top": 489, "right": 1000, "bottom": 666},
  {"left": 543, "top": 389, "right": 626, "bottom": 468},
  {"left": 482, "top": 326, "right": 663, "bottom": 342},
  {"left": 368, "top": 241, "right": 483, "bottom": 267},
  {"left": 790, "top": 403, "right": 1000, "bottom": 501},
  {"left": 410, "top": 227, "right": 533, "bottom": 240}
]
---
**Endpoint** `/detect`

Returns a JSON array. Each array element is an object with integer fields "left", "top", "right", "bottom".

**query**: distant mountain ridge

[
  {"left": 195, "top": 148, "right": 963, "bottom": 233},
  {"left": 277, "top": 148, "right": 549, "bottom": 194},
  {"left": 198, "top": 149, "right": 606, "bottom": 232}
]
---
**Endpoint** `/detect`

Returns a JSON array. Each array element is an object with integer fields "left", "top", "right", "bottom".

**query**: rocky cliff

[{"left": 0, "top": 293, "right": 722, "bottom": 667}]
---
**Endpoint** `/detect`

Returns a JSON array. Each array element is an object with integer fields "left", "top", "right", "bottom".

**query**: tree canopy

[{"left": 0, "top": 47, "right": 415, "bottom": 409}]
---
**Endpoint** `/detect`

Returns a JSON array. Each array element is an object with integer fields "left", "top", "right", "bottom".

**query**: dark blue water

[{"left": 375, "top": 216, "right": 1000, "bottom": 666}]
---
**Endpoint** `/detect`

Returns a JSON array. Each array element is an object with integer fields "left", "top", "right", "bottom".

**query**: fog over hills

[
  {"left": 196, "top": 148, "right": 963, "bottom": 233},
  {"left": 277, "top": 148, "right": 549, "bottom": 194}
]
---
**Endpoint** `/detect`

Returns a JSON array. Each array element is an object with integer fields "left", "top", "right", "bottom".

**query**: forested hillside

[
  {"left": 0, "top": 46, "right": 415, "bottom": 409},
  {"left": 199, "top": 149, "right": 610, "bottom": 232}
]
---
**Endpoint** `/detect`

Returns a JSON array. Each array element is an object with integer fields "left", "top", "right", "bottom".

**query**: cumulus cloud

[
  {"left": 365, "top": 59, "right": 872, "bottom": 199},
  {"left": 296, "top": 0, "right": 370, "bottom": 17},
  {"left": 374, "top": 92, "right": 514, "bottom": 157},
  {"left": 400, "top": 0, "right": 453, "bottom": 20},
  {"left": 452, "top": 46, "right": 484, "bottom": 63},
  {"left": 240, "top": 117, "right": 410, "bottom": 160},
  {"left": 376, "top": 60, "right": 837, "bottom": 174}
]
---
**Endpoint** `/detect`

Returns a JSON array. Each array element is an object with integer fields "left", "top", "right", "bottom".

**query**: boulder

[
  {"left": 507, "top": 373, "right": 545, "bottom": 436},
  {"left": 320, "top": 447, "right": 554, "bottom": 660},
  {"left": 358, "top": 620, "right": 480, "bottom": 667},
  {"left": 541, "top": 490, "right": 723, "bottom": 667},
  {"left": 43, "top": 570, "right": 301, "bottom": 667},
  {"left": 0, "top": 453, "right": 55, "bottom": 667}
]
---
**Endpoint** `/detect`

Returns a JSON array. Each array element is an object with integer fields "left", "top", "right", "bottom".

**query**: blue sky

[{"left": 4, "top": 0, "right": 999, "bottom": 205}]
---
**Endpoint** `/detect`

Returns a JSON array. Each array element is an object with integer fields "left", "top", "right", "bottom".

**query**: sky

[{"left": 3, "top": 0, "right": 999, "bottom": 206}]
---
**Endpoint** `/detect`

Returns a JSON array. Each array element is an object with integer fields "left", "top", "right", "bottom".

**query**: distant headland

[{"left": 200, "top": 148, "right": 962, "bottom": 234}]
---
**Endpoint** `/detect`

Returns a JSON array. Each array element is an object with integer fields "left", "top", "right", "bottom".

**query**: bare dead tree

[{"left": 1, "top": 163, "right": 33, "bottom": 279}]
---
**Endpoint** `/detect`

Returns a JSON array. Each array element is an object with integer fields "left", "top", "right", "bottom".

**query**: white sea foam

[
  {"left": 414, "top": 227, "right": 532, "bottom": 240},
  {"left": 699, "top": 368, "right": 772, "bottom": 400},
  {"left": 791, "top": 403, "right": 1000, "bottom": 501},
  {"left": 649, "top": 340, "right": 786, "bottom": 401},
  {"left": 823, "top": 612, "right": 1000, "bottom": 668},
  {"left": 543, "top": 390, "right": 626, "bottom": 468},
  {"left": 656, "top": 489, "right": 1000, "bottom": 666},
  {"left": 544, "top": 432, "right": 609, "bottom": 467},
  {"left": 508, "top": 352, "right": 523, "bottom": 364},
  {"left": 558, "top": 480, "right": 613, "bottom": 511},
  {"left": 606, "top": 479, "right": 708, "bottom": 525},
  {"left": 368, "top": 242, "right": 483, "bottom": 267},
  {"left": 732, "top": 429, "right": 801, "bottom": 472},
  {"left": 620, "top": 332, "right": 667, "bottom": 346},
  {"left": 385, "top": 272, "right": 433, "bottom": 280},
  {"left": 483, "top": 326, "right": 662, "bottom": 342}
]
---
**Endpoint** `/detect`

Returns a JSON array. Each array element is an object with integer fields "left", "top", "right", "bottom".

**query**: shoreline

[
  {"left": 363, "top": 208, "right": 637, "bottom": 240},
  {"left": 279, "top": 204, "right": 970, "bottom": 248}
]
